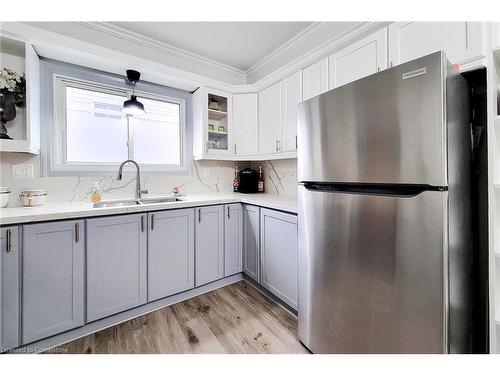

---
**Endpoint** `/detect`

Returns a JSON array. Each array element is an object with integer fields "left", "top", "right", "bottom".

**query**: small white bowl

[
  {"left": 0, "top": 187, "right": 11, "bottom": 208},
  {"left": 20, "top": 189, "right": 47, "bottom": 207}
]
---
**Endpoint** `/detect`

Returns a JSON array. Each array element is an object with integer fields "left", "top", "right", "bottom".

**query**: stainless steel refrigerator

[{"left": 297, "top": 52, "right": 472, "bottom": 354}]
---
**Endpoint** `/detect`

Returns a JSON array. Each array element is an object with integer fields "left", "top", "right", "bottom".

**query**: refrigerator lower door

[{"left": 298, "top": 185, "right": 448, "bottom": 353}]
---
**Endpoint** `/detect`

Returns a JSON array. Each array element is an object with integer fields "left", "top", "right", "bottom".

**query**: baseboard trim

[
  {"left": 10, "top": 273, "right": 243, "bottom": 354},
  {"left": 242, "top": 275, "right": 297, "bottom": 318}
]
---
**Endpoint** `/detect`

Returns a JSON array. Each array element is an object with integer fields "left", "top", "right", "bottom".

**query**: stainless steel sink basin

[
  {"left": 93, "top": 197, "right": 181, "bottom": 208},
  {"left": 93, "top": 199, "right": 142, "bottom": 208},
  {"left": 140, "top": 197, "right": 181, "bottom": 204}
]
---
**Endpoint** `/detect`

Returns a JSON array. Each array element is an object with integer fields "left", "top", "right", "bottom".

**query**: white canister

[
  {"left": 20, "top": 189, "right": 47, "bottom": 207},
  {"left": 0, "top": 187, "right": 10, "bottom": 208}
]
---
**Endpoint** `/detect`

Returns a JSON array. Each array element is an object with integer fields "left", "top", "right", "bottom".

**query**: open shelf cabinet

[
  {"left": 0, "top": 29, "right": 40, "bottom": 154},
  {"left": 193, "top": 87, "right": 233, "bottom": 160}
]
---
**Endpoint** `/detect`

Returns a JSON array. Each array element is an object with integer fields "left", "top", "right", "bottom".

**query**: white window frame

[{"left": 41, "top": 60, "right": 192, "bottom": 176}]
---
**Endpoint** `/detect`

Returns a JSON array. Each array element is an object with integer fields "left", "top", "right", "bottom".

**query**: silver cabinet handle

[
  {"left": 151, "top": 214, "right": 154, "bottom": 230},
  {"left": 277, "top": 139, "right": 280, "bottom": 152},
  {"left": 377, "top": 67, "right": 381, "bottom": 72},
  {"left": 141, "top": 216, "right": 144, "bottom": 232},
  {"left": 390, "top": 61, "right": 394, "bottom": 68},
  {"left": 198, "top": 209, "right": 201, "bottom": 223},
  {"left": 227, "top": 206, "right": 230, "bottom": 219},
  {"left": 75, "top": 223, "right": 80, "bottom": 243},
  {"left": 6, "top": 229, "right": 12, "bottom": 252},
  {"left": 234, "top": 144, "right": 237, "bottom": 155},
  {"left": 295, "top": 135, "right": 298, "bottom": 149}
]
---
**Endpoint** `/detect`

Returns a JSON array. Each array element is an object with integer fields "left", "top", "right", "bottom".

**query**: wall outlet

[{"left": 12, "top": 164, "right": 34, "bottom": 179}]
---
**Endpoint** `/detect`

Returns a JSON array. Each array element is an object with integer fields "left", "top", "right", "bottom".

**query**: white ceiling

[{"left": 109, "top": 22, "right": 314, "bottom": 71}]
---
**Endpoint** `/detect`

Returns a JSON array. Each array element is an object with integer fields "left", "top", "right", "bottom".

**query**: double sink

[
  {"left": 93, "top": 160, "right": 182, "bottom": 208},
  {"left": 93, "top": 196, "right": 182, "bottom": 208}
]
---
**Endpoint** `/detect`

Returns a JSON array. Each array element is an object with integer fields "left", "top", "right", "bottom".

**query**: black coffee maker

[{"left": 238, "top": 168, "right": 258, "bottom": 193}]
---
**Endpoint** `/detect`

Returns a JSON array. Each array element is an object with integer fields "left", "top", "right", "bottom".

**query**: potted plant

[{"left": 0, "top": 67, "right": 26, "bottom": 139}]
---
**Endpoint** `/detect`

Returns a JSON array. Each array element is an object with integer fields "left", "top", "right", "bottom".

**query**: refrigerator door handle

[{"left": 303, "top": 182, "right": 447, "bottom": 197}]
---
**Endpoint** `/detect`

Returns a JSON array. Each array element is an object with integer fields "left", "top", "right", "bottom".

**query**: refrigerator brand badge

[{"left": 402, "top": 67, "right": 427, "bottom": 80}]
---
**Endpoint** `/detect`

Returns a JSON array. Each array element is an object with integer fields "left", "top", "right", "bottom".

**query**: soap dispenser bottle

[{"left": 91, "top": 182, "right": 102, "bottom": 203}]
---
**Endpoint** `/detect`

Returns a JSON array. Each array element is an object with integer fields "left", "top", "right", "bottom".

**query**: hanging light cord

[{"left": 130, "top": 80, "right": 136, "bottom": 97}]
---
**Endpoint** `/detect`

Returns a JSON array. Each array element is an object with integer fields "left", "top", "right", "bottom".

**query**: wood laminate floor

[{"left": 54, "top": 281, "right": 309, "bottom": 354}]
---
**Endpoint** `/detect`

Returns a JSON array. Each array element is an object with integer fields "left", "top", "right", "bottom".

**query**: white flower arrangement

[{"left": 0, "top": 67, "right": 23, "bottom": 92}]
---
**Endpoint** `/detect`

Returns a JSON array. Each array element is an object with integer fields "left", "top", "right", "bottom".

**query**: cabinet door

[
  {"left": 260, "top": 209, "right": 298, "bottom": 309},
  {"left": 22, "top": 220, "right": 84, "bottom": 344},
  {"left": 242, "top": 204, "right": 260, "bottom": 282},
  {"left": 388, "top": 22, "right": 482, "bottom": 67},
  {"left": 302, "top": 57, "right": 329, "bottom": 101},
  {"left": 1, "top": 227, "right": 20, "bottom": 351},
  {"left": 195, "top": 205, "right": 224, "bottom": 287},
  {"left": 259, "top": 81, "right": 282, "bottom": 155},
  {"left": 224, "top": 204, "right": 242, "bottom": 277},
  {"left": 193, "top": 87, "right": 233, "bottom": 160},
  {"left": 148, "top": 209, "right": 194, "bottom": 302},
  {"left": 87, "top": 214, "right": 147, "bottom": 322},
  {"left": 282, "top": 71, "right": 302, "bottom": 152},
  {"left": 233, "top": 93, "right": 259, "bottom": 157},
  {"left": 329, "top": 28, "right": 387, "bottom": 89}
]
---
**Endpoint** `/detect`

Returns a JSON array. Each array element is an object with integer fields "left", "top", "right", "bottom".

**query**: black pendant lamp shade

[{"left": 122, "top": 70, "right": 146, "bottom": 116}]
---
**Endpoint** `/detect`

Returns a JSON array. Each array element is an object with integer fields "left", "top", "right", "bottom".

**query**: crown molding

[
  {"left": 78, "top": 22, "right": 247, "bottom": 79},
  {"left": 246, "top": 22, "right": 324, "bottom": 76},
  {"left": 246, "top": 21, "right": 389, "bottom": 89},
  {"left": 4, "top": 21, "right": 393, "bottom": 95},
  {"left": 74, "top": 21, "right": 388, "bottom": 89}
]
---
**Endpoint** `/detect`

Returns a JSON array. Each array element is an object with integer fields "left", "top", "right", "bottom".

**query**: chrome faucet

[{"left": 117, "top": 160, "right": 148, "bottom": 200}]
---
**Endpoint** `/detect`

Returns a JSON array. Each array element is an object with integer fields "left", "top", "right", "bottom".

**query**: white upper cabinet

[
  {"left": 233, "top": 93, "right": 259, "bottom": 157},
  {"left": 281, "top": 71, "right": 302, "bottom": 152},
  {"left": 388, "top": 22, "right": 483, "bottom": 68},
  {"left": 259, "top": 81, "right": 283, "bottom": 155},
  {"left": 328, "top": 28, "right": 388, "bottom": 90},
  {"left": 193, "top": 87, "right": 233, "bottom": 160},
  {"left": 302, "top": 57, "right": 329, "bottom": 101}
]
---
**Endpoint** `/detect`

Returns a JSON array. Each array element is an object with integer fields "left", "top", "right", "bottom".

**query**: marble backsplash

[{"left": 0, "top": 153, "right": 298, "bottom": 206}]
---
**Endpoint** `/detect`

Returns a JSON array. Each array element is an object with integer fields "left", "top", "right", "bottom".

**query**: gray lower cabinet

[
  {"left": 86, "top": 214, "right": 147, "bottom": 322},
  {"left": 224, "top": 204, "right": 242, "bottom": 277},
  {"left": 1, "top": 226, "right": 20, "bottom": 351},
  {"left": 242, "top": 204, "right": 260, "bottom": 282},
  {"left": 260, "top": 208, "right": 298, "bottom": 310},
  {"left": 22, "top": 220, "right": 84, "bottom": 344},
  {"left": 195, "top": 205, "right": 224, "bottom": 287},
  {"left": 148, "top": 209, "right": 195, "bottom": 302}
]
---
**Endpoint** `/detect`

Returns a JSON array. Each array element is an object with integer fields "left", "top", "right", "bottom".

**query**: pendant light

[{"left": 122, "top": 70, "right": 146, "bottom": 116}]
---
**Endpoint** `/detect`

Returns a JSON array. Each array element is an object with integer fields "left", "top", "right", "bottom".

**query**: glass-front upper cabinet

[{"left": 193, "top": 87, "right": 233, "bottom": 160}]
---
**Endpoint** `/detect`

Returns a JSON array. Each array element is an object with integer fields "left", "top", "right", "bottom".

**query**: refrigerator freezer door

[
  {"left": 298, "top": 185, "right": 447, "bottom": 353},
  {"left": 297, "top": 52, "right": 447, "bottom": 186}
]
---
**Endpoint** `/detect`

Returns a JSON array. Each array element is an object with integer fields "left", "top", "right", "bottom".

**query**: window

[
  {"left": 41, "top": 60, "right": 192, "bottom": 175},
  {"left": 65, "top": 86, "right": 128, "bottom": 163}
]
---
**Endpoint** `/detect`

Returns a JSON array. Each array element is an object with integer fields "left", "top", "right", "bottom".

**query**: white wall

[
  {"left": 0, "top": 153, "right": 297, "bottom": 206},
  {"left": 251, "top": 159, "right": 297, "bottom": 196}
]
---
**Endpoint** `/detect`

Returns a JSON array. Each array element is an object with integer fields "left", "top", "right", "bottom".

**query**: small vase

[{"left": 0, "top": 92, "right": 16, "bottom": 139}]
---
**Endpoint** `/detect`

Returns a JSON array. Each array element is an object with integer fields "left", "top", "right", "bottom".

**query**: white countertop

[{"left": 0, "top": 193, "right": 297, "bottom": 226}]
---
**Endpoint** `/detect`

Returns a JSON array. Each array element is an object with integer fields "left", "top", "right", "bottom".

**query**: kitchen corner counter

[{"left": 0, "top": 193, "right": 297, "bottom": 226}]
